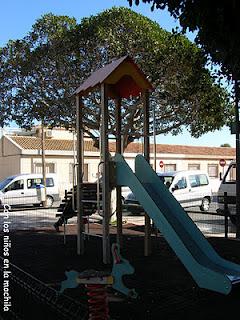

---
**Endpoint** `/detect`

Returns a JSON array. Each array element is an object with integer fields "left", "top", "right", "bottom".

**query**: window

[
  {"left": 189, "top": 175, "right": 199, "bottom": 188},
  {"left": 83, "top": 164, "right": 89, "bottom": 182},
  {"left": 69, "top": 164, "right": 88, "bottom": 182},
  {"left": 69, "top": 163, "right": 78, "bottom": 184},
  {"left": 69, "top": 163, "right": 74, "bottom": 184},
  {"left": 224, "top": 164, "right": 236, "bottom": 183},
  {"left": 175, "top": 177, "right": 187, "bottom": 189},
  {"left": 46, "top": 178, "right": 54, "bottom": 187},
  {"left": 27, "top": 178, "right": 54, "bottom": 189},
  {"left": 158, "top": 176, "right": 174, "bottom": 188},
  {"left": 189, "top": 174, "right": 209, "bottom": 188},
  {"left": 164, "top": 164, "right": 176, "bottom": 172},
  {"left": 188, "top": 164, "right": 200, "bottom": 170},
  {"left": 198, "top": 174, "right": 209, "bottom": 186},
  {"left": 5, "top": 179, "right": 24, "bottom": 191},
  {"left": 208, "top": 164, "right": 218, "bottom": 178},
  {"left": 46, "top": 163, "right": 55, "bottom": 173},
  {"left": 0, "top": 178, "right": 14, "bottom": 190},
  {"left": 34, "top": 164, "right": 42, "bottom": 174},
  {"left": 34, "top": 163, "right": 56, "bottom": 174}
]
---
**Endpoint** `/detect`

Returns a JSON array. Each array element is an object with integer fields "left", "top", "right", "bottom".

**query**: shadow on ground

[{"left": 1, "top": 224, "right": 240, "bottom": 320}]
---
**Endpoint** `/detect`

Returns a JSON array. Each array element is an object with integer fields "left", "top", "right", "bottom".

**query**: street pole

[
  {"left": 76, "top": 94, "right": 84, "bottom": 255},
  {"left": 101, "top": 83, "right": 111, "bottom": 264},
  {"left": 235, "top": 79, "right": 240, "bottom": 238},
  {"left": 115, "top": 97, "right": 123, "bottom": 247},
  {"left": 41, "top": 120, "right": 47, "bottom": 208},
  {"left": 143, "top": 90, "right": 151, "bottom": 256}
]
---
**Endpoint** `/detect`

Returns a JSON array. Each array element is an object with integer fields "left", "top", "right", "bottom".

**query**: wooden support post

[
  {"left": 153, "top": 107, "right": 157, "bottom": 171},
  {"left": 143, "top": 90, "right": 151, "bottom": 256},
  {"left": 101, "top": 83, "right": 111, "bottom": 264},
  {"left": 76, "top": 94, "right": 84, "bottom": 255},
  {"left": 115, "top": 97, "right": 123, "bottom": 247}
]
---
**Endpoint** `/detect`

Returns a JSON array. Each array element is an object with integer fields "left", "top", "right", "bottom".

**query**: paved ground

[
  {"left": 1, "top": 224, "right": 240, "bottom": 320},
  {"left": 1, "top": 201, "right": 235, "bottom": 238}
]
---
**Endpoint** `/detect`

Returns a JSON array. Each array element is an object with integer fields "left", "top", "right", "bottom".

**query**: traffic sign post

[
  {"left": 219, "top": 159, "right": 226, "bottom": 178},
  {"left": 159, "top": 160, "right": 164, "bottom": 169},
  {"left": 219, "top": 159, "right": 226, "bottom": 167}
]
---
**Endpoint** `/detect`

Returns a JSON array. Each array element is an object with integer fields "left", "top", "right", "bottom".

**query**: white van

[
  {"left": 217, "top": 161, "right": 237, "bottom": 224},
  {"left": 0, "top": 173, "right": 60, "bottom": 208},
  {"left": 124, "top": 170, "right": 212, "bottom": 214}
]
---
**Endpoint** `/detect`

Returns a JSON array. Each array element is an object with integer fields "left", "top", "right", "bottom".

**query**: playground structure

[
  {"left": 74, "top": 55, "right": 153, "bottom": 263},
  {"left": 73, "top": 55, "right": 240, "bottom": 295},
  {"left": 60, "top": 243, "right": 137, "bottom": 320}
]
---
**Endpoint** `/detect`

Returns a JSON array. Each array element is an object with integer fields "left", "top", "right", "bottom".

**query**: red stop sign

[
  {"left": 159, "top": 160, "right": 164, "bottom": 168},
  {"left": 219, "top": 159, "right": 226, "bottom": 167}
]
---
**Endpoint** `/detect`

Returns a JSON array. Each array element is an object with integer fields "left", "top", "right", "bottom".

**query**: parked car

[
  {"left": 217, "top": 161, "right": 237, "bottom": 224},
  {"left": 124, "top": 170, "right": 212, "bottom": 214},
  {"left": 0, "top": 173, "right": 60, "bottom": 208}
]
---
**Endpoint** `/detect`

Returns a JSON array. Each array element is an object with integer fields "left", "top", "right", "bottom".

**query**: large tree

[
  {"left": 0, "top": 14, "right": 77, "bottom": 129},
  {"left": 0, "top": 14, "right": 78, "bottom": 206},
  {"left": 127, "top": 1, "right": 240, "bottom": 236},
  {"left": 128, "top": 0, "right": 240, "bottom": 80},
  {"left": 0, "top": 46, "right": 14, "bottom": 127},
  {"left": 0, "top": 7, "right": 231, "bottom": 147}
]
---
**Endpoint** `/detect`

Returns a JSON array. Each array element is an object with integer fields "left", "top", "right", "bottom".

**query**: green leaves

[
  {"left": 129, "top": 0, "right": 240, "bottom": 80},
  {"left": 1, "top": 14, "right": 78, "bottom": 128},
  {"left": 1, "top": 7, "right": 231, "bottom": 146}
]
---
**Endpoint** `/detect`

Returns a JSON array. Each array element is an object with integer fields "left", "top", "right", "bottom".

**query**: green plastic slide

[{"left": 114, "top": 153, "right": 240, "bottom": 294}]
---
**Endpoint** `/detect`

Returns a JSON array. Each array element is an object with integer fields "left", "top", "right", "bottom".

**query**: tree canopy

[
  {"left": 220, "top": 143, "right": 231, "bottom": 148},
  {"left": 0, "top": 14, "right": 77, "bottom": 129},
  {"left": 128, "top": 0, "right": 240, "bottom": 80},
  {"left": 0, "top": 7, "right": 232, "bottom": 147}
]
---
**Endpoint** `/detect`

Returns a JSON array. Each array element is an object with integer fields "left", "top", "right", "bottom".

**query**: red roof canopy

[{"left": 75, "top": 55, "right": 153, "bottom": 98}]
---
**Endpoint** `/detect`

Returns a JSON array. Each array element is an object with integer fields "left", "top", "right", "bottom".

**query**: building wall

[
  {"left": 147, "top": 155, "right": 231, "bottom": 192},
  {"left": 20, "top": 157, "right": 32, "bottom": 174},
  {"left": 18, "top": 153, "right": 138, "bottom": 196},
  {"left": 0, "top": 134, "right": 234, "bottom": 195},
  {"left": 19, "top": 155, "right": 74, "bottom": 196},
  {"left": 19, "top": 155, "right": 102, "bottom": 196},
  {"left": 0, "top": 155, "right": 21, "bottom": 180},
  {"left": 0, "top": 136, "right": 21, "bottom": 157},
  {"left": 90, "top": 151, "right": 230, "bottom": 192},
  {"left": 44, "top": 128, "right": 74, "bottom": 140},
  {"left": 0, "top": 137, "right": 21, "bottom": 180}
]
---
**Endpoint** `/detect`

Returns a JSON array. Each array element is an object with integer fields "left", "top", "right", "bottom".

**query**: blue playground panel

[{"left": 114, "top": 153, "right": 240, "bottom": 295}]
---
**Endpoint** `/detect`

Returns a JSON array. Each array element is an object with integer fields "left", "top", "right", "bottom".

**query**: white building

[{"left": 0, "top": 128, "right": 235, "bottom": 195}]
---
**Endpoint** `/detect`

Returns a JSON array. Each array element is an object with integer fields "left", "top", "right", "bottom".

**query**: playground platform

[{"left": 1, "top": 223, "right": 240, "bottom": 320}]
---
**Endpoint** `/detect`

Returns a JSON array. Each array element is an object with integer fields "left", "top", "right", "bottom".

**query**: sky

[{"left": 0, "top": 0, "right": 236, "bottom": 147}]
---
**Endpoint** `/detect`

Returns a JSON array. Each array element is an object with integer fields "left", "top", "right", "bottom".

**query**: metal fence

[
  {"left": 0, "top": 195, "right": 236, "bottom": 238},
  {"left": 123, "top": 195, "right": 236, "bottom": 238},
  {"left": 123, "top": 212, "right": 236, "bottom": 238},
  {"left": 1, "top": 205, "right": 62, "bottom": 231}
]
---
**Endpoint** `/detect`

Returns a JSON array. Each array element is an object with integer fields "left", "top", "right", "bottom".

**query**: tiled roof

[
  {"left": 124, "top": 143, "right": 235, "bottom": 157},
  {"left": 9, "top": 135, "right": 235, "bottom": 157},
  {"left": 154, "top": 144, "right": 235, "bottom": 157},
  {"left": 11, "top": 136, "right": 74, "bottom": 151}
]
